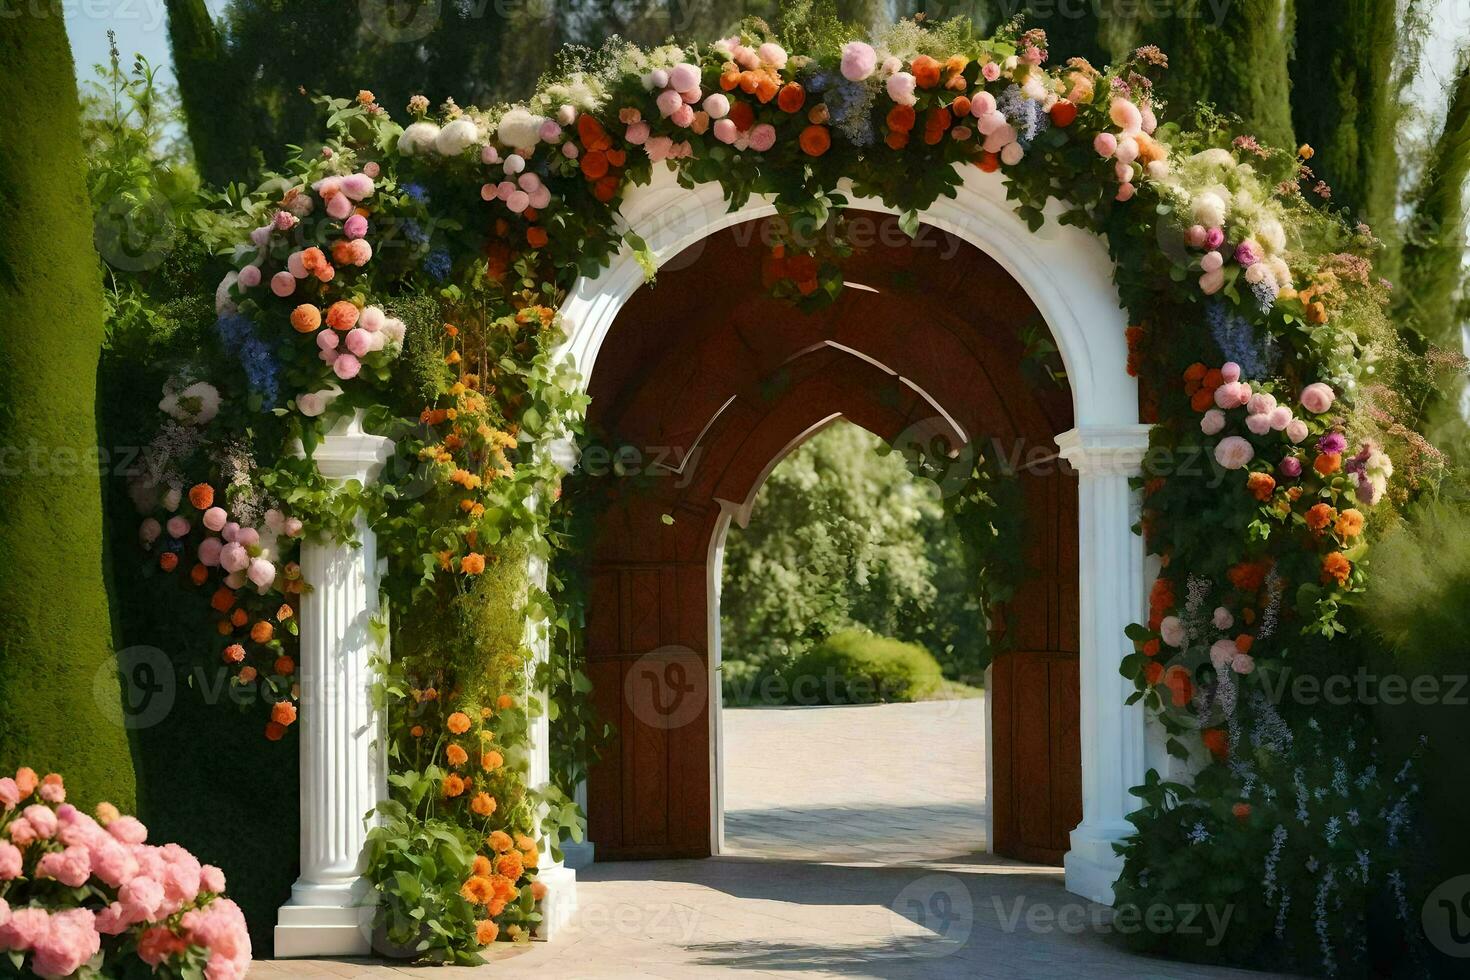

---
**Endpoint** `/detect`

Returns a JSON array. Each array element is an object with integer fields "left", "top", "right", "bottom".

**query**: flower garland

[{"left": 128, "top": 16, "right": 1436, "bottom": 963}]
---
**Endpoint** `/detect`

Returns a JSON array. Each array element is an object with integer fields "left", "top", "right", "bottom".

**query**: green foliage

[
  {"left": 166, "top": 0, "right": 234, "bottom": 187},
  {"left": 1360, "top": 498, "right": 1470, "bottom": 656},
  {"left": 0, "top": 2, "right": 136, "bottom": 809},
  {"left": 784, "top": 629, "right": 944, "bottom": 704}
]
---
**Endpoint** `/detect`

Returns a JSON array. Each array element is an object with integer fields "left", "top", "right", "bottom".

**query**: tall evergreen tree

[
  {"left": 0, "top": 2, "right": 137, "bottom": 807},
  {"left": 166, "top": 0, "right": 239, "bottom": 186}
]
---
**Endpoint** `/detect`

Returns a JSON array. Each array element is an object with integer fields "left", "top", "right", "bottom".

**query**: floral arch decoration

[{"left": 134, "top": 15, "right": 1429, "bottom": 967}]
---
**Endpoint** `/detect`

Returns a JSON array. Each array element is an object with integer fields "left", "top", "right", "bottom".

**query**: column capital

[
  {"left": 292, "top": 409, "right": 395, "bottom": 484},
  {"left": 1055, "top": 424, "right": 1151, "bottom": 477}
]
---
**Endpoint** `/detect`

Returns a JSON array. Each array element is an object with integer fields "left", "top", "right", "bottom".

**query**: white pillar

[
  {"left": 1055, "top": 425, "right": 1151, "bottom": 905},
  {"left": 275, "top": 411, "right": 393, "bottom": 957}
]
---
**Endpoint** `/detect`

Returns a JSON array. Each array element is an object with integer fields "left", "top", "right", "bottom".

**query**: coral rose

[
  {"left": 799, "top": 125, "right": 831, "bottom": 157},
  {"left": 1246, "top": 472, "right": 1275, "bottom": 501},
  {"left": 910, "top": 55, "right": 941, "bottom": 88},
  {"left": 777, "top": 82, "right": 805, "bottom": 113},
  {"left": 271, "top": 702, "right": 297, "bottom": 727},
  {"left": 325, "top": 301, "right": 360, "bottom": 331}
]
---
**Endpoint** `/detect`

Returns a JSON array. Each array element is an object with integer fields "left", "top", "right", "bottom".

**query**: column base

[
  {"left": 1063, "top": 822, "right": 1130, "bottom": 906},
  {"left": 274, "top": 878, "right": 375, "bottom": 957},
  {"left": 533, "top": 864, "right": 578, "bottom": 942}
]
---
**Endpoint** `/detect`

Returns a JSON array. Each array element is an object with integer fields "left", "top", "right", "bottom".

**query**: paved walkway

[
  {"left": 251, "top": 698, "right": 1288, "bottom": 979},
  {"left": 721, "top": 699, "right": 987, "bottom": 862}
]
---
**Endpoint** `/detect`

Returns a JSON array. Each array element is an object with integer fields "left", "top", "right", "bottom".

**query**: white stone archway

[{"left": 555, "top": 163, "right": 1153, "bottom": 905}]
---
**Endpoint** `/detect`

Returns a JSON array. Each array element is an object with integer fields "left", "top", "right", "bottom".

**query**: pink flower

[
  {"left": 1246, "top": 392, "right": 1276, "bottom": 415},
  {"left": 655, "top": 88, "right": 682, "bottom": 118},
  {"left": 1200, "top": 409, "right": 1226, "bottom": 435},
  {"left": 1209, "top": 639, "right": 1236, "bottom": 669},
  {"left": 120, "top": 874, "right": 166, "bottom": 923},
  {"left": 219, "top": 542, "right": 250, "bottom": 574},
  {"left": 1204, "top": 227, "right": 1225, "bottom": 250},
  {"left": 840, "top": 41, "right": 876, "bottom": 81},
  {"left": 1109, "top": 97, "right": 1143, "bottom": 133},
  {"left": 343, "top": 214, "right": 368, "bottom": 240},
  {"left": 1213, "top": 381, "right": 1251, "bottom": 409},
  {"left": 272, "top": 211, "right": 297, "bottom": 231},
  {"left": 247, "top": 558, "right": 276, "bottom": 590},
  {"left": 1268, "top": 406, "right": 1293, "bottom": 430},
  {"left": 160, "top": 843, "right": 202, "bottom": 911},
  {"left": 1092, "top": 132, "right": 1117, "bottom": 158},
  {"left": 31, "top": 908, "right": 101, "bottom": 979},
  {"left": 203, "top": 507, "right": 228, "bottom": 533},
  {"left": 234, "top": 527, "right": 259, "bottom": 550},
  {"left": 236, "top": 265, "right": 261, "bottom": 289},
  {"left": 669, "top": 62, "right": 701, "bottom": 92},
  {"left": 1231, "top": 653, "right": 1255, "bottom": 675},
  {"left": 340, "top": 173, "right": 375, "bottom": 201},
  {"left": 1300, "top": 382, "right": 1335, "bottom": 414},
  {"left": 347, "top": 240, "right": 372, "bottom": 266},
  {"left": 1214, "top": 436, "right": 1255, "bottom": 470},
  {"left": 712, "top": 118, "right": 737, "bottom": 144},
  {"left": 1199, "top": 250, "right": 1223, "bottom": 273},
  {"left": 87, "top": 835, "right": 138, "bottom": 889},
  {"left": 1285, "top": 419, "right": 1309, "bottom": 444},
  {"left": 702, "top": 93, "right": 730, "bottom": 119},
  {"left": 137, "top": 925, "right": 189, "bottom": 967},
  {"left": 1115, "top": 181, "right": 1135, "bottom": 202},
  {"left": 7, "top": 818, "right": 35, "bottom": 846},
  {"left": 1245, "top": 413, "right": 1272, "bottom": 435},
  {"left": 982, "top": 61, "right": 1001, "bottom": 81},
  {"left": 624, "top": 121, "right": 650, "bottom": 145},
  {"left": 325, "top": 193, "right": 353, "bottom": 221},
  {"left": 1159, "top": 616, "right": 1185, "bottom": 647},
  {"left": 1212, "top": 607, "right": 1234, "bottom": 630},
  {"left": 345, "top": 328, "right": 372, "bottom": 357},
  {"left": 1184, "top": 224, "right": 1207, "bottom": 248},
  {"left": 95, "top": 903, "right": 130, "bottom": 936},
  {"left": 166, "top": 516, "right": 190, "bottom": 539},
  {"left": 0, "top": 840, "right": 22, "bottom": 880},
  {"left": 22, "top": 804, "right": 56, "bottom": 840},
  {"left": 1234, "top": 238, "right": 1263, "bottom": 267},
  {"left": 748, "top": 124, "right": 776, "bottom": 152},
  {"left": 37, "top": 845, "right": 91, "bottom": 887},
  {"left": 108, "top": 816, "right": 147, "bottom": 845},
  {"left": 363, "top": 161, "right": 381, "bottom": 178},
  {"left": 1278, "top": 456, "right": 1302, "bottom": 480},
  {"left": 138, "top": 518, "right": 162, "bottom": 547},
  {"left": 1220, "top": 361, "right": 1242, "bottom": 383},
  {"left": 202, "top": 864, "right": 227, "bottom": 894},
  {"left": 0, "top": 777, "right": 19, "bottom": 810},
  {"left": 1199, "top": 267, "right": 1226, "bottom": 295},
  {"left": 198, "top": 537, "right": 223, "bottom": 566},
  {"left": 284, "top": 517, "right": 303, "bottom": 537},
  {"left": 886, "top": 71, "right": 917, "bottom": 106},
  {"left": 182, "top": 898, "right": 252, "bottom": 980},
  {"left": 332, "top": 353, "right": 362, "bottom": 380},
  {"left": 0, "top": 906, "right": 50, "bottom": 952},
  {"left": 971, "top": 92, "right": 997, "bottom": 117},
  {"left": 755, "top": 43, "right": 786, "bottom": 69},
  {"left": 270, "top": 271, "right": 296, "bottom": 298}
]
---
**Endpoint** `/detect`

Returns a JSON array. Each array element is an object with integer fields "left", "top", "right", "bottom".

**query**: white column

[
  {"left": 275, "top": 411, "right": 394, "bottom": 957},
  {"left": 1056, "top": 425, "right": 1151, "bottom": 905}
]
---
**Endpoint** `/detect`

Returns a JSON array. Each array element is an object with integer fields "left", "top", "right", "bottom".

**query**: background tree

[{"left": 0, "top": 2, "right": 137, "bottom": 807}]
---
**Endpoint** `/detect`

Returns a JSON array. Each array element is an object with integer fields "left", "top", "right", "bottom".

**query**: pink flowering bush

[{"left": 0, "top": 767, "right": 250, "bottom": 979}]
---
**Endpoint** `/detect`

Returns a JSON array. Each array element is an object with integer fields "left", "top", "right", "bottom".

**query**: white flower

[
  {"left": 1255, "top": 215, "right": 1287, "bottom": 253},
  {"left": 159, "top": 381, "right": 221, "bottom": 426},
  {"left": 398, "top": 121, "right": 441, "bottom": 156},
  {"left": 379, "top": 317, "right": 407, "bottom": 350},
  {"left": 435, "top": 118, "right": 481, "bottom": 156},
  {"left": 1192, "top": 191, "right": 1228, "bottom": 228},
  {"left": 1192, "top": 147, "right": 1236, "bottom": 170},
  {"left": 545, "top": 436, "right": 580, "bottom": 474},
  {"left": 497, "top": 107, "right": 544, "bottom": 150}
]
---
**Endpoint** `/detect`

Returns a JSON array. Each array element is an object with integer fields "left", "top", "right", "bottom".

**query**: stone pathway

[
  {"left": 251, "top": 698, "right": 1288, "bottom": 978},
  {"left": 721, "top": 699, "right": 987, "bottom": 862}
]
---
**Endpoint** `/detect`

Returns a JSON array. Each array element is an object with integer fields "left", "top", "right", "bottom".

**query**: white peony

[
  {"left": 1192, "top": 191, "right": 1228, "bottom": 228},
  {"left": 398, "top": 121, "right": 441, "bottom": 156},
  {"left": 435, "top": 118, "right": 481, "bottom": 156},
  {"left": 1255, "top": 214, "right": 1286, "bottom": 254},
  {"left": 497, "top": 107, "right": 544, "bottom": 150},
  {"left": 159, "top": 381, "right": 221, "bottom": 426}
]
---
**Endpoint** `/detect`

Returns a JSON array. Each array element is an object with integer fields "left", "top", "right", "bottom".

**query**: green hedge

[
  {"left": 783, "top": 631, "right": 944, "bottom": 705},
  {"left": 0, "top": 4, "right": 136, "bottom": 809}
]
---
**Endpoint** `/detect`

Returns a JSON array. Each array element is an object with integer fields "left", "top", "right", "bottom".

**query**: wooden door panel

[{"left": 990, "top": 649, "right": 1081, "bottom": 865}]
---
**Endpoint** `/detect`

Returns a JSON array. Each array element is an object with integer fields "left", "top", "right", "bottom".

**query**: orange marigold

[
  {"left": 1246, "top": 472, "right": 1276, "bottom": 502},
  {"left": 488, "top": 830, "right": 514, "bottom": 853},
  {"left": 496, "top": 694, "right": 514, "bottom": 710},
  {"left": 447, "top": 712, "right": 472, "bottom": 735},
  {"left": 189, "top": 484, "right": 214, "bottom": 509},
  {"left": 460, "top": 874, "right": 494, "bottom": 904},
  {"left": 495, "top": 851, "right": 524, "bottom": 880},
  {"left": 1321, "top": 552, "right": 1352, "bottom": 586},
  {"left": 1335, "top": 508, "right": 1365, "bottom": 538},
  {"left": 1305, "top": 503, "right": 1337, "bottom": 533},
  {"left": 471, "top": 792, "right": 497, "bottom": 817},
  {"left": 325, "top": 300, "right": 360, "bottom": 332},
  {"left": 290, "top": 304, "right": 321, "bottom": 333},
  {"left": 472, "top": 855, "right": 492, "bottom": 876},
  {"left": 443, "top": 774, "right": 467, "bottom": 798},
  {"left": 481, "top": 750, "right": 503, "bottom": 772},
  {"left": 475, "top": 919, "right": 499, "bottom": 945},
  {"left": 446, "top": 743, "right": 469, "bottom": 767},
  {"left": 461, "top": 553, "right": 486, "bottom": 576}
]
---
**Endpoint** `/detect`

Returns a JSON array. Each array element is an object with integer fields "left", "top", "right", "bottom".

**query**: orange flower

[
  {"left": 1232, "top": 802, "right": 1252, "bottom": 820},
  {"left": 728, "top": 101, "right": 755, "bottom": 132},
  {"left": 443, "top": 774, "right": 467, "bottom": 798},
  {"left": 273, "top": 655, "right": 296, "bottom": 676},
  {"left": 250, "top": 621, "right": 274, "bottom": 644},
  {"left": 265, "top": 721, "right": 287, "bottom": 741},
  {"left": 410, "top": 725, "right": 425, "bottom": 738},
  {"left": 271, "top": 701, "right": 297, "bottom": 726},
  {"left": 1314, "top": 453, "right": 1342, "bottom": 476},
  {"left": 488, "top": 830, "right": 514, "bottom": 853},
  {"left": 461, "top": 553, "right": 486, "bottom": 575},
  {"left": 885, "top": 104, "right": 916, "bottom": 133},
  {"left": 799, "top": 125, "right": 831, "bottom": 157},
  {"left": 475, "top": 919, "right": 498, "bottom": 945},
  {"left": 481, "top": 750, "right": 503, "bottom": 772},
  {"left": 1143, "top": 661, "right": 1164, "bottom": 685},
  {"left": 1201, "top": 727, "right": 1228, "bottom": 760},
  {"left": 495, "top": 851, "right": 524, "bottom": 880},
  {"left": 777, "top": 82, "right": 806, "bottom": 113},
  {"left": 1226, "top": 561, "right": 1270, "bottom": 593},
  {"left": 447, "top": 711, "right": 472, "bottom": 734},
  {"left": 230, "top": 608, "right": 248, "bottom": 628},
  {"left": 222, "top": 644, "right": 245, "bottom": 664},
  {"left": 460, "top": 875, "right": 494, "bottom": 904},
  {"left": 290, "top": 304, "right": 321, "bottom": 333},
  {"left": 159, "top": 552, "right": 179, "bottom": 572},
  {"left": 472, "top": 854, "right": 492, "bottom": 876},
  {"left": 276, "top": 604, "right": 294, "bottom": 622},
  {"left": 1234, "top": 634, "right": 1253, "bottom": 654},
  {"left": 1163, "top": 665, "right": 1193, "bottom": 707},
  {"left": 471, "top": 792, "right": 497, "bottom": 817},
  {"left": 496, "top": 694, "right": 514, "bottom": 710},
  {"left": 531, "top": 880, "right": 548, "bottom": 901},
  {"left": 491, "top": 874, "right": 518, "bottom": 904},
  {"left": 951, "top": 94, "right": 972, "bottom": 117},
  {"left": 189, "top": 484, "right": 214, "bottom": 509},
  {"left": 1141, "top": 638, "right": 1160, "bottom": 658},
  {"left": 238, "top": 665, "right": 257, "bottom": 683},
  {"left": 190, "top": 564, "right": 209, "bottom": 586},
  {"left": 526, "top": 226, "right": 549, "bottom": 249},
  {"left": 1321, "top": 552, "right": 1352, "bottom": 586},
  {"left": 446, "top": 743, "right": 469, "bottom": 767},
  {"left": 1305, "top": 503, "right": 1337, "bottom": 533},
  {"left": 1335, "top": 508, "right": 1365, "bottom": 538},
  {"left": 911, "top": 55, "right": 941, "bottom": 88},
  {"left": 1246, "top": 472, "right": 1276, "bottom": 502},
  {"left": 325, "top": 300, "right": 360, "bottom": 332}
]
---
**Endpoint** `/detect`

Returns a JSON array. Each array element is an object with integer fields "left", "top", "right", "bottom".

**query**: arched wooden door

[{"left": 578, "top": 216, "right": 1081, "bottom": 862}]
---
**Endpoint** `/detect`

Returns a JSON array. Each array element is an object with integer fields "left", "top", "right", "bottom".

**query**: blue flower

[
  {"left": 423, "top": 248, "right": 453, "bottom": 282},
  {"left": 403, "top": 182, "right": 429, "bottom": 204},
  {"left": 1206, "top": 300, "right": 1276, "bottom": 377},
  {"left": 214, "top": 313, "right": 281, "bottom": 408},
  {"left": 825, "top": 80, "right": 875, "bottom": 147},
  {"left": 996, "top": 84, "right": 1049, "bottom": 147},
  {"left": 401, "top": 218, "right": 430, "bottom": 246}
]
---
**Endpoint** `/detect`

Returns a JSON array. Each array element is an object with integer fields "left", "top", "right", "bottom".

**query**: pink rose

[
  {"left": 1245, "top": 413, "right": 1272, "bottom": 435},
  {"left": 1213, "top": 381, "right": 1250, "bottom": 409},
  {"left": 219, "top": 542, "right": 250, "bottom": 574},
  {"left": 166, "top": 516, "right": 190, "bottom": 538},
  {"left": 1213, "top": 607, "right": 1234, "bottom": 630},
  {"left": 343, "top": 214, "right": 368, "bottom": 240},
  {"left": 1220, "top": 361, "right": 1242, "bottom": 383},
  {"left": 202, "top": 864, "right": 227, "bottom": 894},
  {"left": 0, "top": 840, "right": 22, "bottom": 880},
  {"left": 332, "top": 353, "right": 362, "bottom": 380},
  {"left": 669, "top": 103, "right": 694, "bottom": 128},
  {"left": 120, "top": 874, "right": 165, "bottom": 922},
  {"left": 625, "top": 121, "right": 650, "bottom": 145},
  {"left": 198, "top": 537, "right": 223, "bottom": 567},
  {"left": 702, "top": 93, "right": 729, "bottom": 119},
  {"left": 1300, "top": 382, "right": 1335, "bottom": 414},
  {"left": 982, "top": 61, "right": 1001, "bottom": 81},
  {"left": 1199, "top": 410, "right": 1226, "bottom": 435},
  {"left": 1214, "top": 435, "right": 1255, "bottom": 470},
  {"left": 1209, "top": 639, "right": 1236, "bottom": 669},
  {"left": 37, "top": 845, "right": 92, "bottom": 887},
  {"left": 35, "top": 911, "right": 102, "bottom": 980},
  {"left": 7, "top": 818, "right": 35, "bottom": 847},
  {"left": 182, "top": 898, "right": 252, "bottom": 980},
  {"left": 325, "top": 193, "right": 353, "bottom": 220},
  {"left": 1200, "top": 250, "right": 1223, "bottom": 273},
  {"left": 840, "top": 41, "right": 876, "bottom": 81},
  {"left": 1199, "top": 267, "right": 1225, "bottom": 295},
  {"left": 95, "top": 903, "right": 130, "bottom": 936},
  {"left": 755, "top": 43, "right": 786, "bottom": 69},
  {"left": 270, "top": 271, "right": 296, "bottom": 298},
  {"left": 340, "top": 173, "right": 374, "bottom": 201},
  {"left": 87, "top": 835, "right": 138, "bottom": 889},
  {"left": 971, "top": 91, "right": 997, "bottom": 117},
  {"left": 236, "top": 265, "right": 261, "bottom": 289},
  {"left": 669, "top": 62, "right": 701, "bottom": 92},
  {"left": 1246, "top": 392, "right": 1276, "bottom": 415},
  {"left": 203, "top": 507, "right": 228, "bottom": 533},
  {"left": 1269, "top": 406, "right": 1293, "bottom": 431},
  {"left": 1285, "top": 419, "right": 1309, "bottom": 444},
  {"left": 712, "top": 118, "right": 738, "bottom": 144},
  {"left": 138, "top": 518, "right": 162, "bottom": 547},
  {"left": 1115, "top": 181, "right": 1135, "bottom": 202},
  {"left": 748, "top": 124, "right": 776, "bottom": 152},
  {"left": 1232, "top": 653, "right": 1255, "bottom": 675},
  {"left": 0, "top": 778, "right": 18, "bottom": 810},
  {"left": 345, "top": 328, "right": 372, "bottom": 358},
  {"left": 247, "top": 558, "right": 276, "bottom": 590},
  {"left": 0, "top": 906, "right": 49, "bottom": 953},
  {"left": 1184, "top": 224, "right": 1207, "bottom": 248},
  {"left": 23, "top": 804, "right": 56, "bottom": 840},
  {"left": 886, "top": 71, "right": 917, "bottom": 106},
  {"left": 1159, "top": 616, "right": 1185, "bottom": 647},
  {"left": 108, "top": 816, "right": 147, "bottom": 845}
]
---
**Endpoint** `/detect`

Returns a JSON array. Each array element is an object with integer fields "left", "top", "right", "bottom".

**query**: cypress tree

[
  {"left": 0, "top": 3, "right": 137, "bottom": 807},
  {"left": 1291, "top": 0, "right": 1405, "bottom": 240},
  {"left": 166, "top": 0, "right": 240, "bottom": 186}
]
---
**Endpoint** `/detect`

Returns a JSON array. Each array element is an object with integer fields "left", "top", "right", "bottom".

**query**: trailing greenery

[{"left": 0, "top": 3, "right": 137, "bottom": 809}]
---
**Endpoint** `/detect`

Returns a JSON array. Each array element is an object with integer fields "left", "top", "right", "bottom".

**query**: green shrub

[{"left": 784, "top": 631, "right": 944, "bottom": 705}]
